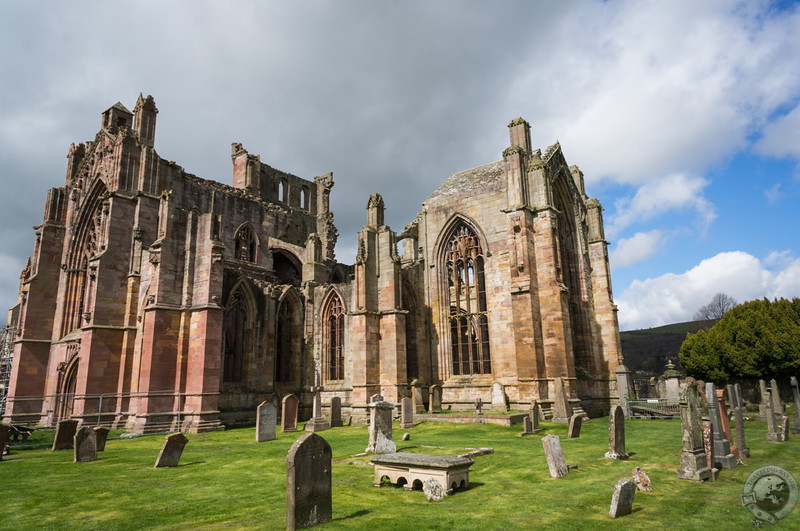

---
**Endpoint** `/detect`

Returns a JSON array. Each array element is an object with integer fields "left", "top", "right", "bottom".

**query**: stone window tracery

[
  {"left": 223, "top": 288, "right": 249, "bottom": 383},
  {"left": 234, "top": 224, "right": 257, "bottom": 262},
  {"left": 323, "top": 292, "right": 345, "bottom": 381}
]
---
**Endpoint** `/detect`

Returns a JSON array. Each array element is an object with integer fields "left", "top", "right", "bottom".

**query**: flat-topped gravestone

[
  {"left": 552, "top": 377, "right": 572, "bottom": 423},
  {"left": 74, "top": 426, "right": 97, "bottom": 463},
  {"left": 771, "top": 379, "right": 784, "bottom": 416},
  {"left": 567, "top": 414, "right": 582, "bottom": 438},
  {"left": 410, "top": 380, "right": 425, "bottom": 413},
  {"left": 609, "top": 478, "right": 636, "bottom": 518},
  {"left": 491, "top": 382, "right": 508, "bottom": 411},
  {"left": 605, "top": 405, "right": 628, "bottom": 459},
  {"left": 93, "top": 426, "right": 110, "bottom": 452},
  {"left": 542, "top": 434, "right": 569, "bottom": 478},
  {"left": 366, "top": 401, "right": 396, "bottom": 454},
  {"left": 257, "top": 400, "right": 277, "bottom": 442},
  {"left": 0, "top": 424, "right": 11, "bottom": 461},
  {"left": 632, "top": 467, "right": 652, "bottom": 492},
  {"left": 791, "top": 376, "right": 800, "bottom": 434},
  {"left": 530, "top": 403, "right": 541, "bottom": 433},
  {"left": 521, "top": 415, "right": 533, "bottom": 436},
  {"left": 429, "top": 385, "right": 442, "bottom": 413},
  {"left": 286, "top": 433, "right": 332, "bottom": 530},
  {"left": 330, "top": 397, "right": 342, "bottom": 428},
  {"left": 282, "top": 394, "right": 300, "bottom": 433},
  {"left": 706, "top": 383, "right": 736, "bottom": 469},
  {"left": 154, "top": 433, "right": 188, "bottom": 468},
  {"left": 677, "top": 378, "right": 712, "bottom": 481},
  {"left": 400, "top": 397, "right": 414, "bottom": 429},
  {"left": 52, "top": 419, "right": 79, "bottom": 450}
]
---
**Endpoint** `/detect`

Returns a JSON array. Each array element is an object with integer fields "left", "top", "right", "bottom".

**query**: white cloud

[
  {"left": 755, "top": 103, "right": 800, "bottom": 159},
  {"left": 616, "top": 250, "right": 800, "bottom": 330},
  {"left": 764, "top": 183, "right": 782, "bottom": 203},
  {"left": 610, "top": 230, "right": 665, "bottom": 268}
]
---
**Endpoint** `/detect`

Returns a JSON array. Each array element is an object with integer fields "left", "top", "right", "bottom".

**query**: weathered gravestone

[
  {"left": 734, "top": 383, "right": 745, "bottom": 411},
  {"left": 781, "top": 416, "right": 790, "bottom": 441},
  {"left": 632, "top": 467, "right": 652, "bottom": 492},
  {"left": 521, "top": 415, "right": 533, "bottom": 436},
  {"left": 491, "top": 382, "right": 508, "bottom": 411},
  {"left": 716, "top": 388, "right": 737, "bottom": 458},
  {"left": 410, "top": 380, "right": 425, "bottom": 413},
  {"left": 791, "top": 376, "right": 800, "bottom": 434},
  {"left": 282, "top": 394, "right": 300, "bottom": 433},
  {"left": 771, "top": 379, "right": 784, "bottom": 416},
  {"left": 400, "top": 397, "right": 414, "bottom": 429},
  {"left": 74, "top": 426, "right": 97, "bottom": 463},
  {"left": 733, "top": 406, "right": 750, "bottom": 459},
  {"left": 256, "top": 400, "right": 277, "bottom": 442},
  {"left": 567, "top": 414, "right": 582, "bottom": 438},
  {"left": 706, "top": 383, "right": 736, "bottom": 469},
  {"left": 370, "top": 393, "right": 384, "bottom": 403},
  {"left": 609, "top": 478, "right": 636, "bottom": 518},
  {"left": 676, "top": 378, "right": 712, "bottom": 481},
  {"left": 758, "top": 379, "right": 770, "bottom": 420},
  {"left": 52, "top": 419, "right": 79, "bottom": 450},
  {"left": 429, "top": 385, "right": 442, "bottom": 413},
  {"left": 154, "top": 433, "right": 188, "bottom": 468},
  {"left": 726, "top": 384, "right": 739, "bottom": 409},
  {"left": 530, "top": 402, "right": 541, "bottom": 434},
  {"left": 366, "top": 401, "right": 396, "bottom": 454},
  {"left": 605, "top": 405, "right": 628, "bottom": 459},
  {"left": 552, "top": 377, "right": 572, "bottom": 423},
  {"left": 0, "top": 424, "right": 11, "bottom": 461},
  {"left": 701, "top": 421, "right": 718, "bottom": 480},
  {"left": 286, "top": 433, "right": 332, "bottom": 530},
  {"left": 541, "top": 434, "right": 569, "bottom": 478},
  {"left": 765, "top": 391, "right": 784, "bottom": 442},
  {"left": 93, "top": 426, "right": 110, "bottom": 452},
  {"left": 330, "top": 397, "right": 342, "bottom": 428},
  {"left": 423, "top": 476, "right": 447, "bottom": 502}
]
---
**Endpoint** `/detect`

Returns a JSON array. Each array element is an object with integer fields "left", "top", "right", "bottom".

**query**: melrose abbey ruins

[{"left": 3, "top": 95, "right": 624, "bottom": 432}]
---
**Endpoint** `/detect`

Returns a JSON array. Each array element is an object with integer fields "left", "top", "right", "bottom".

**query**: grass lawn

[{"left": 2, "top": 415, "right": 798, "bottom": 530}]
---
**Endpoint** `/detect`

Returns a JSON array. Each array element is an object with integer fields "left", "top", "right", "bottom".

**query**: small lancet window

[
  {"left": 234, "top": 225, "right": 257, "bottom": 262},
  {"left": 279, "top": 178, "right": 288, "bottom": 203},
  {"left": 323, "top": 292, "right": 345, "bottom": 381},
  {"left": 301, "top": 186, "right": 309, "bottom": 210}
]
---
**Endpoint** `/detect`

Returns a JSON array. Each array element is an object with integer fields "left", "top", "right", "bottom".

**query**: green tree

[{"left": 679, "top": 297, "right": 800, "bottom": 383}]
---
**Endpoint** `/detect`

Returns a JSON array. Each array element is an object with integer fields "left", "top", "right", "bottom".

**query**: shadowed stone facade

[{"left": 4, "top": 98, "right": 622, "bottom": 432}]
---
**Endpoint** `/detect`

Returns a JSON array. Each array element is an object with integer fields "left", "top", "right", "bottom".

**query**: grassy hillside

[{"left": 620, "top": 320, "right": 716, "bottom": 375}]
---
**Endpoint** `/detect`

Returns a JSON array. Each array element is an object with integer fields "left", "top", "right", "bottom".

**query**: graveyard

[{"left": 2, "top": 408, "right": 799, "bottom": 530}]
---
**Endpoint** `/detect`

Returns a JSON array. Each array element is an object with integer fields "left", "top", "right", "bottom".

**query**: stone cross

[
  {"left": 770, "top": 379, "right": 784, "bottom": 416},
  {"left": 605, "top": 405, "right": 628, "bottom": 459},
  {"left": 93, "top": 427, "right": 110, "bottom": 452},
  {"left": 733, "top": 406, "right": 750, "bottom": 459},
  {"left": 282, "top": 394, "right": 300, "bottom": 432},
  {"left": 74, "top": 426, "right": 97, "bottom": 463},
  {"left": 256, "top": 400, "right": 277, "bottom": 442},
  {"left": 552, "top": 377, "right": 572, "bottom": 423},
  {"left": 609, "top": 478, "right": 636, "bottom": 518},
  {"left": 791, "top": 376, "right": 800, "bottom": 434},
  {"left": 366, "top": 401, "right": 396, "bottom": 454},
  {"left": 765, "top": 390, "right": 784, "bottom": 442},
  {"left": 567, "top": 414, "right": 582, "bottom": 438},
  {"left": 286, "top": 433, "right": 332, "bottom": 530},
  {"left": 154, "top": 433, "right": 188, "bottom": 468},
  {"left": 705, "top": 383, "right": 736, "bottom": 469},
  {"left": 530, "top": 402, "right": 541, "bottom": 434},
  {"left": 52, "top": 419, "right": 79, "bottom": 451},
  {"left": 541, "top": 434, "right": 569, "bottom": 478},
  {"left": 676, "top": 379, "right": 712, "bottom": 481},
  {"left": 330, "top": 396, "right": 343, "bottom": 428},
  {"left": 0, "top": 424, "right": 10, "bottom": 461},
  {"left": 715, "top": 388, "right": 737, "bottom": 459},
  {"left": 400, "top": 397, "right": 414, "bottom": 429},
  {"left": 304, "top": 380, "right": 331, "bottom": 433}
]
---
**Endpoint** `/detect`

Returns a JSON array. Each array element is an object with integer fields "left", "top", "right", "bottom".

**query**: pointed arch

[
  {"left": 234, "top": 222, "right": 258, "bottom": 262},
  {"left": 275, "top": 287, "right": 303, "bottom": 384},
  {"left": 321, "top": 288, "right": 346, "bottom": 382},
  {"left": 272, "top": 249, "right": 302, "bottom": 286},
  {"left": 223, "top": 279, "right": 257, "bottom": 383}
]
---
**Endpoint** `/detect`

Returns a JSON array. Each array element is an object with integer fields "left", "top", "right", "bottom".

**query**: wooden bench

[{"left": 370, "top": 452, "right": 474, "bottom": 494}]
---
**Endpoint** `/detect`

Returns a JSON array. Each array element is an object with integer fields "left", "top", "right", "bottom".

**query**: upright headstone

[
  {"left": 791, "top": 376, "right": 800, "bottom": 434},
  {"left": 781, "top": 416, "right": 790, "bottom": 441},
  {"left": 429, "top": 385, "right": 442, "bottom": 413},
  {"left": 330, "top": 397, "right": 342, "bottom": 428},
  {"left": 282, "top": 394, "right": 299, "bottom": 433},
  {"left": 676, "top": 378, "right": 712, "bottom": 481},
  {"left": 410, "top": 380, "right": 425, "bottom": 413},
  {"left": 0, "top": 424, "right": 10, "bottom": 460},
  {"left": 701, "top": 421, "right": 717, "bottom": 480},
  {"left": 530, "top": 402, "right": 541, "bottom": 434},
  {"left": 605, "top": 405, "right": 628, "bottom": 459},
  {"left": 366, "top": 401, "right": 396, "bottom": 454},
  {"left": 400, "top": 397, "right": 414, "bottom": 429},
  {"left": 491, "top": 382, "right": 508, "bottom": 411},
  {"left": 770, "top": 379, "right": 784, "bottom": 416},
  {"left": 609, "top": 478, "right": 636, "bottom": 518},
  {"left": 733, "top": 406, "right": 750, "bottom": 459},
  {"left": 154, "top": 433, "right": 188, "bottom": 468},
  {"left": 716, "top": 388, "right": 737, "bottom": 459},
  {"left": 256, "top": 400, "right": 277, "bottom": 442},
  {"left": 475, "top": 398, "right": 483, "bottom": 416},
  {"left": 567, "top": 414, "right": 582, "bottom": 438},
  {"left": 758, "top": 379, "right": 770, "bottom": 420},
  {"left": 541, "top": 434, "right": 569, "bottom": 478},
  {"left": 52, "top": 419, "right": 79, "bottom": 450},
  {"left": 521, "top": 415, "right": 533, "bottom": 436},
  {"left": 765, "top": 390, "right": 784, "bottom": 442},
  {"left": 286, "top": 432, "right": 332, "bottom": 530},
  {"left": 726, "top": 384, "right": 739, "bottom": 409},
  {"left": 73, "top": 426, "right": 97, "bottom": 463},
  {"left": 552, "top": 377, "right": 572, "bottom": 423},
  {"left": 705, "top": 383, "right": 736, "bottom": 469},
  {"left": 93, "top": 426, "right": 110, "bottom": 452}
]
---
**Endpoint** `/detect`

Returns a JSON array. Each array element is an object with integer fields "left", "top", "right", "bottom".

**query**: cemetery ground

[{"left": 3, "top": 414, "right": 799, "bottom": 530}]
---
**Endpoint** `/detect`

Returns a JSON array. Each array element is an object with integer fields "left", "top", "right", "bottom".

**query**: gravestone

[
  {"left": 705, "top": 383, "right": 736, "bottom": 469},
  {"left": 370, "top": 393, "right": 384, "bottom": 403},
  {"left": 541, "top": 434, "right": 569, "bottom": 478},
  {"left": 256, "top": 400, "right": 277, "bottom": 442},
  {"left": 52, "top": 419, "right": 79, "bottom": 450},
  {"left": 605, "top": 405, "right": 628, "bottom": 459},
  {"left": 701, "top": 421, "right": 716, "bottom": 479},
  {"left": 74, "top": 426, "right": 97, "bottom": 463},
  {"left": 286, "top": 432, "right": 332, "bottom": 530},
  {"left": 552, "top": 377, "right": 572, "bottom": 423},
  {"left": 154, "top": 433, "right": 188, "bottom": 468},
  {"left": 400, "top": 397, "right": 414, "bottom": 429},
  {"left": 330, "top": 397, "right": 342, "bottom": 428},
  {"left": 791, "top": 376, "right": 800, "bottom": 434},
  {"left": 632, "top": 467, "right": 652, "bottom": 492},
  {"left": 758, "top": 379, "right": 769, "bottom": 420},
  {"left": 423, "top": 477, "right": 447, "bottom": 501},
  {"left": 366, "top": 401, "right": 396, "bottom": 454},
  {"left": 0, "top": 424, "right": 10, "bottom": 461},
  {"left": 567, "top": 414, "right": 582, "bottom": 438},
  {"left": 781, "top": 416, "right": 790, "bottom": 441},
  {"left": 410, "top": 380, "right": 426, "bottom": 413},
  {"left": 726, "top": 384, "right": 739, "bottom": 409},
  {"left": 734, "top": 383, "right": 744, "bottom": 411},
  {"left": 530, "top": 403, "right": 541, "bottom": 434},
  {"left": 282, "top": 394, "right": 300, "bottom": 433},
  {"left": 770, "top": 379, "right": 784, "bottom": 416},
  {"left": 733, "top": 406, "right": 750, "bottom": 459},
  {"left": 676, "top": 378, "right": 712, "bottom": 481},
  {"left": 765, "top": 391, "right": 784, "bottom": 442},
  {"left": 715, "top": 388, "right": 737, "bottom": 459},
  {"left": 429, "top": 385, "right": 442, "bottom": 413},
  {"left": 93, "top": 426, "right": 110, "bottom": 451},
  {"left": 609, "top": 478, "right": 636, "bottom": 518},
  {"left": 475, "top": 398, "right": 483, "bottom": 416},
  {"left": 491, "top": 382, "right": 508, "bottom": 411},
  {"left": 521, "top": 415, "right": 533, "bottom": 436},
  {"left": 616, "top": 364, "right": 634, "bottom": 418}
]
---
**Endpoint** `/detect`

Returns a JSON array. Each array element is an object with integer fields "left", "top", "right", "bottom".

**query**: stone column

[
  {"left": 615, "top": 365, "right": 634, "bottom": 418},
  {"left": 758, "top": 379, "right": 769, "bottom": 420}
]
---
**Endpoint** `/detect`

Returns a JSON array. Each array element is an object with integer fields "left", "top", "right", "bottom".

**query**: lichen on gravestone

[{"left": 423, "top": 477, "right": 447, "bottom": 502}]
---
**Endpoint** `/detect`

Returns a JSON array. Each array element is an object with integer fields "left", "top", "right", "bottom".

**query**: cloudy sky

[{"left": 1, "top": 0, "right": 799, "bottom": 330}]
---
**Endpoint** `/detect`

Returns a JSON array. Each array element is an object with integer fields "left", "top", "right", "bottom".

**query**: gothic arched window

[
  {"left": 276, "top": 292, "right": 302, "bottom": 383},
  {"left": 323, "top": 292, "right": 345, "bottom": 381},
  {"left": 445, "top": 224, "right": 491, "bottom": 375},
  {"left": 223, "top": 287, "right": 250, "bottom": 383},
  {"left": 234, "top": 224, "right": 257, "bottom": 262}
]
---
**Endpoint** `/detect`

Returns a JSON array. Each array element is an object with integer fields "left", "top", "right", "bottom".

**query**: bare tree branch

[{"left": 693, "top": 292, "right": 737, "bottom": 321}]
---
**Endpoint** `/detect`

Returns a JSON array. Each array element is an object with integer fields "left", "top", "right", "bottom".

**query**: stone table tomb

[{"left": 371, "top": 452, "right": 474, "bottom": 494}]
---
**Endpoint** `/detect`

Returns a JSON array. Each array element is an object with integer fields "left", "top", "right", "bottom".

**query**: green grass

[{"left": 2, "top": 417, "right": 798, "bottom": 530}]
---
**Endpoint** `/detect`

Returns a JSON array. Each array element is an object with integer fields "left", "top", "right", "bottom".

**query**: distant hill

[{"left": 620, "top": 319, "right": 717, "bottom": 375}]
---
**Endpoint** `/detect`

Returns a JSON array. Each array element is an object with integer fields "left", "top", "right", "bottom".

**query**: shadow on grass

[
  {"left": 179, "top": 461, "right": 207, "bottom": 467},
  {"left": 335, "top": 509, "right": 371, "bottom": 521},
  {"left": 464, "top": 481, "right": 485, "bottom": 491}
]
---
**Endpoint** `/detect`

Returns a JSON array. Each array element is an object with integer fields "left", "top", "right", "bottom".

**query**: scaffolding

[{"left": 0, "top": 325, "right": 15, "bottom": 418}]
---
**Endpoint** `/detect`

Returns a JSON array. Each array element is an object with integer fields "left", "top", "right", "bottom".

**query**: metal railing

[{"left": 627, "top": 398, "right": 680, "bottom": 419}]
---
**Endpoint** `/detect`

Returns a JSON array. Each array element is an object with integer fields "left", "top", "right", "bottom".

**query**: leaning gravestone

[
  {"left": 706, "top": 383, "right": 736, "bottom": 469},
  {"left": 52, "top": 419, "right": 79, "bottom": 450},
  {"left": 330, "top": 397, "right": 343, "bottom": 428},
  {"left": 256, "top": 400, "right": 277, "bottom": 442},
  {"left": 791, "top": 376, "right": 800, "bottom": 434},
  {"left": 771, "top": 379, "right": 784, "bottom": 416},
  {"left": 154, "top": 433, "right": 188, "bottom": 468},
  {"left": 93, "top": 426, "right": 110, "bottom": 452},
  {"left": 282, "top": 394, "right": 300, "bottom": 433},
  {"left": 366, "top": 401, "right": 396, "bottom": 454},
  {"left": 716, "top": 388, "right": 737, "bottom": 458},
  {"left": 552, "top": 377, "right": 572, "bottom": 423},
  {"left": 609, "top": 478, "right": 636, "bottom": 518},
  {"left": 541, "top": 434, "right": 569, "bottom": 478},
  {"left": 0, "top": 424, "right": 10, "bottom": 461},
  {"left": 74, "top": 426, "right": 97, "bottom": 463},
  {"left": 429, "top": 385, "right": 442, "bottom": 413},
  {"left": 632, "top": 467, "right": 652, "bottom": 492},
  {"left": 400, "top": 397, "right": 414, "bottom": 429},
  {"left": 568, "top": 414, "right": 582, "bottom": 438},
  {"left": 733, "top": 406, "right": 750, "bottom": 459},
  {"left": 423, "top": 476, "right": 447, "bottom": 501},
  {"left": 605, "top": 405, "right": 628, "bottom": 459},
  {"left": 286, "top": 433, "right": 332, "bottom": 530},
  {"left": 677, "top": 378, "right": 712, "bottom": 481}
]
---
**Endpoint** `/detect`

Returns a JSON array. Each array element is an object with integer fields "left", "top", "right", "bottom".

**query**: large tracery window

[
  {"left": 445, "top": 224, "right": 491, "bottom": 375},
  {"left": 234, "top": 224, "right": 256, "bottom": 262},
  {"left": 223, "top": 288, "right": 249, "bottom": 383},
  {"left": 323, "top": 292, "right": 345, "bottom": 381}
]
